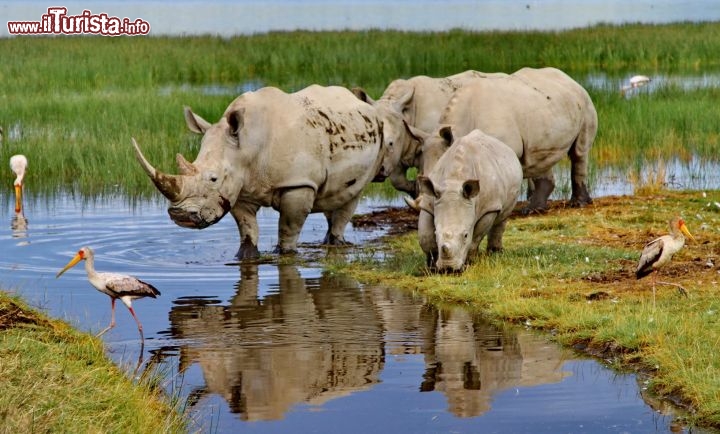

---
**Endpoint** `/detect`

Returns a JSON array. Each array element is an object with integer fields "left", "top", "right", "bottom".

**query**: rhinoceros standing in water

[
  {"left": 133, "top": 85, "right": 419, "bottom": 260},
  {"left": 417, "top": 128, "right": 523, "bottom": 272}
]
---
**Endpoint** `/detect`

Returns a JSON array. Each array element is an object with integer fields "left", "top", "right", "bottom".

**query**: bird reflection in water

[
  {"left": 9, "top": 155, "right": 29, "bottom": 243},
  {"left": 11, "top": 210, "right": 28, "bottom": 241}
]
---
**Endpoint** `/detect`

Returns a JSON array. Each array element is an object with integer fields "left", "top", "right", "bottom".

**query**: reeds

[{"left": 2, "top": 23, "right": 720, "bottom": 197}]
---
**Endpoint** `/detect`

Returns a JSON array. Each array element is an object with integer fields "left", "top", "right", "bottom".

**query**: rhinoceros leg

[
  {"left": 568, "top": 137, "right": 594, "bottom": 208},
  {"left": 322, "top": 195, "right": 361, "bottom": 246},
  {"left": 275, "top": 187, "right": 314, "bottom": 254},
  {"left": 486, "top": 218, "right": 507, "bottom": 253},
  {"left": 418, "top": 209, "right": 438, "bottom": 267},
  {"left": 522, "top": 174, "right": 555, "bottom": 215},
  {"left": 568, "top": 103, "right": 596, "bottom": 208},
  {"left": 230, "top": 201, "right": 261, "bottom": 260}
]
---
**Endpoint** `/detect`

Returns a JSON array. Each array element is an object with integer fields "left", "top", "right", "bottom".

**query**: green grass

[
  {"left": 0, "top": 292, "right": 187, "bottom": 433},
  {"left": 335, "top": 190, "right": 720, "bottom": 428},
  {"left": 2, "top": 23, "right": 720, "bottom": 196},
  {"left": 2, "top": 23, "right": 720, "bottom": 430}
]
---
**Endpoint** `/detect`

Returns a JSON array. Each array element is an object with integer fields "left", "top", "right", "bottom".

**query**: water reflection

[
  {"left": 167, "top": 264, "right": 384, "bottom": 420},
  {"left": 419, "top": 308, "right": 570, "bottom": 417},
  {"left": 10, "top": 210, "right": 28, "bottom": 240},
  {"left": 163, "top": 263, "right": 570, "bottom": 421}
]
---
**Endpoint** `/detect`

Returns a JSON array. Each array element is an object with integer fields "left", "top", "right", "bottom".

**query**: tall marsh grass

[{"left": 2, "top": 23, "right": 720, "bottom": 196}]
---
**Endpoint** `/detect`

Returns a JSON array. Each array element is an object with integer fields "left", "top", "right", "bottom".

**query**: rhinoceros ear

[
  {"left": 226, "top": 108, "right": 245, "bottom": 140},
  {"left": 406, "top": 122, "right": 428, "bottom": 142},
  {"left": 393, "top": 89, "right": 415, "bottom": 113},
  {"left": 462, "top": 180, "right": 480, "bottom": 199},
  {"left": 417, "top": 175, "right": 438, "bottom": 199},
  {"left": 351, "top": 87, "right": 375, "bottom": 104},
  {"left": 184, "top": 106, "right": 212, "bottom": 134},
  {"left": 438, "top": 126, "right": 454, "bottom": 146}
]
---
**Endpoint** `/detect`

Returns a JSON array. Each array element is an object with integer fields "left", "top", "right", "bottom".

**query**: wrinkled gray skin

[
  {"left": 134, "top": 85, "right": 418, "bottom": 260},
  {"left": 417, "top": 128, "right": 523, "bottom": 272},
  {"left": 377, "top": 70, "right": 508, "bottom": 196},
  {"left": 422, "top": 67, "right": 598, "bottom": 214},
  {"left": 351, "top": 88, "right": 427, "bottom": 196}
]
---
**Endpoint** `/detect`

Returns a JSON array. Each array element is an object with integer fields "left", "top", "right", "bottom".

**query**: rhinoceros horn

[{"left": 132, "top": 137, "right": 184, "bottom": 202}]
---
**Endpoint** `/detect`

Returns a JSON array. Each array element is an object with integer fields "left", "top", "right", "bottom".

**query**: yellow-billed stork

[
  {"left": 56, "top": 246, "right": 160, "bottom": 342},
  {"left": 636, "top": 216, "right": 695, "bottom": 307},
  {"left": 9, "top": 154, "right": 27, "bottom": 213}
]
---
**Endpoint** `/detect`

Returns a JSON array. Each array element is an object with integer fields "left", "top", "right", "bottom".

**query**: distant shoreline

[{"left": 2, "top": 0, "right": 720, "bottom": 37}]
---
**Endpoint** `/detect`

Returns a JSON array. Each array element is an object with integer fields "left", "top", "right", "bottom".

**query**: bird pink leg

[
  {"left": 127, "top": 306, "right": 145, "bottom": 343},
  {"left": 97, "top": 298, "right": 117, "bottom": 337},
  {"left": 652, "top": 270, "right": 657, "bottom": 310}
]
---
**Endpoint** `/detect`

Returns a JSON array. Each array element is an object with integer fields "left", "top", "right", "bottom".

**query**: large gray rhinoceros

[
  {"left": 422, "top": 67, "right": 598, "bottom": 214},
  {"left": 417, "top": 128, "right": 523, "bottom": 272},
  {"left": 133, "top": 84, "right": 417, "bottom": 260},
  {"left": 379, "top": 70, "right": 507, "bottom": 134},
  {"left": 358, "top": 70, "right": 505, "bottom": 196}
]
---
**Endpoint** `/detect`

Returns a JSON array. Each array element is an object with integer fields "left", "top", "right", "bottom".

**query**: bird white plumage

[
  {"left": 56, "top": 246, "right": 161, "bottom": 341},
  {"left": 621, "top": 75, "right": 651, "bottom": 94},
  {"left": 10, "top": 154, "right": 27, "bottom": 212},
  {"left": 636, "top": 216, "right": 695, "bottom": 306}
]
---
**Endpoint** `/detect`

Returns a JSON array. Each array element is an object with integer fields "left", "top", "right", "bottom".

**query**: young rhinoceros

[{"left": 417, "top": 128, "right": 522, "bottom": 272}]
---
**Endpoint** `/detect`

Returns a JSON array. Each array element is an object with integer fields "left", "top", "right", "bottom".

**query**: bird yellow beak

[
  {"left": 56, "top": 253, "right": 83, "bottom": 278},
  {"left": 14, "top": 184, "right": 22, "bottom": 213},
  {"left": 680, "top": 222, "right": 696, "bottom": 242}
]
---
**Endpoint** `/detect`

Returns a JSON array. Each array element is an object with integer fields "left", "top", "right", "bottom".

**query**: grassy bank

[
  {"left": 338, "top": 189, "right": 720, "bottom": 428},
  {"left": 1, "top": 23, "right": 720, "bottom": 196},
  {"left": 0, "top": 292, "right": 187, "bottom": 433}
]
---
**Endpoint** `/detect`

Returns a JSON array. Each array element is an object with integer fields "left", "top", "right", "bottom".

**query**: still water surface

[{"left": 0, "top": 192, "right": 704, "bottom": 433}]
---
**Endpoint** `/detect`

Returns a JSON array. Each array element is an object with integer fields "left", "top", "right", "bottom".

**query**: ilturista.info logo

[{"left": 7, "top": 7, "right": 151, "bottom": 36}]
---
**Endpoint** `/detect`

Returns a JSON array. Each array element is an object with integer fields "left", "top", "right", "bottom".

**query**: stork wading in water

[
  {"left": 10, "top": 154, "right": 27, "bottom": 213},
  {"left": 621, "top": 75, "right": 651, "bottom": 94},
  {"left": 636, "top": 217, "right": 695, "bottom": 308},
  {"left": 56, "top": 246, "right": 161, "bottom": 342}
]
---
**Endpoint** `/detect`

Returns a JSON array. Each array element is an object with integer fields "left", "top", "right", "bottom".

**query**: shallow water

[{"left": 0, "top": 192, "right": 706, "bottom": 433}]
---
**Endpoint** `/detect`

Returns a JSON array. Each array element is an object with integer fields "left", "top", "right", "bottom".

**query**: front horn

[{"left": 132, "top": 137, "right": 184, "bottom": 202}]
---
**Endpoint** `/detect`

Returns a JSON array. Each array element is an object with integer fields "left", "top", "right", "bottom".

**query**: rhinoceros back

[{"left": 229, "top": 85, "right": 385, "bottom": 210}]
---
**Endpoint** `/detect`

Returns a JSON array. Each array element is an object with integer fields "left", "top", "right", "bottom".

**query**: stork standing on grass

[
  {"left": 10, "top": 154, "right": 27, "bottom": 213},
  {"left": 636, "top": 216, "right": 695, "bottom": 308},
  {"left": 56, "top": 246, "right": 161, "bottom": 342}
]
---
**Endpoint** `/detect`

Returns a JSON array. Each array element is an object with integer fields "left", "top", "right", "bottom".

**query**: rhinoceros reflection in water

[
  {"left": 168, "top": 264, "right": 385, "bottom": 421},
  {"left": 164, "top": 264, "right": 570, "bottom": 421}
]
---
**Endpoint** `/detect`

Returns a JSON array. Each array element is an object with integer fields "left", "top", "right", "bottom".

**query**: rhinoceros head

[
  {"left": 418, "top": 175, "right": 483, "bottom": 272},
  {"left": 352, "top": 87, "right": 425, "bottom": 181},
  {"left": 133, "top": 106, "right": 247, "bottom": 229}
]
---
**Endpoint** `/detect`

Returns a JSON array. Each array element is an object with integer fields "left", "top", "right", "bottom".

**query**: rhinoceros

[
  {"left": 133, "top": 85, "right": 418, "bottom": 260},
  {"left": 417, "top": 128, "right": 523, "bottom": 272},
  {"left": 357, "top": 70, "right": 506, "bottom": 196},
  {"left": 421, "top": 67, "right": 598, "bottom": 214},
  {"left": 378, "top": 70, "right": 508, "bottom": 134}
]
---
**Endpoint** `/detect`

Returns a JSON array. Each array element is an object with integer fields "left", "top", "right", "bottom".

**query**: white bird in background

[
  {"left": 56, "top": 246, "right": 161, "bottom": 342},
  {"left": 621, "top": 75, "right": 652, "bottom": 94},
  {"left": 636, "top": 216, "right": 695, "bottom": 308},
  {"left": 9, "top": 154, "right": 27, "bottom": 213}
]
